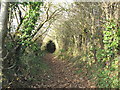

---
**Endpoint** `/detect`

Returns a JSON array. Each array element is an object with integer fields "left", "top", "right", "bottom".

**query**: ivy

[
  {"left": 95, "top": 19, "right": 119, "bottom": 88},
  {"left": 15, "top": 2, "right": 43, "bottom": 48}
]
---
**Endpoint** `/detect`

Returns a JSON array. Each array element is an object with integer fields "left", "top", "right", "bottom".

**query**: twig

[
  {"left": 19, "top": 5, "right": 26, "bottom": 12},
  {"left": 33, "top": 8, "right": 62, "bottom": 38},
  {"left": 32, "top": 22, "right": 52, "bottom": 42},
  {"left": 3, "top": 60, "right": 17, "bottom": 70},
  {"left": 14, "top": 8, "right": 19, "bottom": 25},
  {"left": 15, "top": 13, "right": 27, "bottom": 31},
  {"left": 3, "top": 45, "right": 20, "bottom": 60}
]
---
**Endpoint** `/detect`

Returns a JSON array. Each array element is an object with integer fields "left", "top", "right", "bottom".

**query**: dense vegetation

[
  {"left": 53, "top": 2, "right": 120, "bottom": 88},
  {"left": 0, "top": 1, "right": 119, "bottom": 88}
]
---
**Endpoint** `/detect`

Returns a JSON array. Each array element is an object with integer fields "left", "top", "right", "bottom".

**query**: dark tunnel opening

[{"left": 46, "top": 40, "right": 56, "bottom": 53}]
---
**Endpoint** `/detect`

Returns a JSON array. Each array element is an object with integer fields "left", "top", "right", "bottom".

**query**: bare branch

[
  {"left": 32, "top": 22, "right": 52, "bottom": 42},
  {"left": 15, "top": 13, "right": 27, "bottom": 32},
  {"left": 48, "top": 8, "right": 61, "bottom": 20},
  {"left": 19, "top": 5, "right": 26, "bottom": 12},
  {"left": 14, "top": 8, "right": 19, "bottom": 24},
  {"left": 34, "top": 8, "right": 62, "bottom": 39},
  {"left": 17, "top": 5, "right": 23, "bottom": 23},
  {"left": 46, "top": 5, "right": 50, "bottom": 20}
]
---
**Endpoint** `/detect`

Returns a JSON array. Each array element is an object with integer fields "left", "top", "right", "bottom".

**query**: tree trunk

[
  {"left": 0, "top": 1, "right": 9, "bottom": 88},
  {"left": 0, "top": 1, "right": 9, "bottom": 57}
]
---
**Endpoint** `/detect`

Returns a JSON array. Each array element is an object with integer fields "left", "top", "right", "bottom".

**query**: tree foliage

[{"left": 54, "top": 2, "right": 120, "bottom": 88}]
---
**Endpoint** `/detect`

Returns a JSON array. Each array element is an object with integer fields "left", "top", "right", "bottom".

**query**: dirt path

[{"left": 30, "top": 53, "right": 94, "bottom": 88}]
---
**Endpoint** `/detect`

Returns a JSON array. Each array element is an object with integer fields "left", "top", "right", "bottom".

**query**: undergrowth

[
  {"left": 57, "top": 49, "right": 119, "bottom": 88},
  {"left": 3, "top": 44, "right": 50, "bottom": 88}
]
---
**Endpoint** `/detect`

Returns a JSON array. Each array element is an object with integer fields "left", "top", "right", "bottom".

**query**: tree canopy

[{"left": 1, "top": 1, "right": 120, "bottom": 88}]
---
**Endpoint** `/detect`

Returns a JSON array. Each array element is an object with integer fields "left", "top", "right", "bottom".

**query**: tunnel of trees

[
  {"left": 1, "top": 1, "right": 119, "bottom": 88},
  {"left": 46, "top": 40, "right": 56, "bottom": 53}
]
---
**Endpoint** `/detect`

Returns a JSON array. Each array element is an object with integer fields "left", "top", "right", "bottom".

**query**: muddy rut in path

[{"left": 31, "top": 53, "right": 95, "bottom": 88}]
